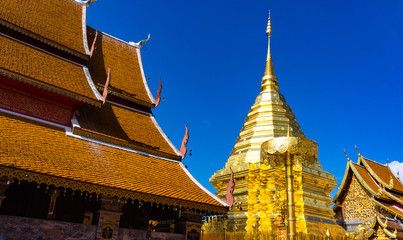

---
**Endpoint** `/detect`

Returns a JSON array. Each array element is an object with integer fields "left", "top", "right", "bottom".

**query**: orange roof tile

[
  {"left": 352, "top": 163, "right": 381, "bottom": 194},
  {"left": 362, "top": 157, "right": 403, "bottom": 193},
  {"left": 386, "top": 220, "right": 403, "bottom": 231},
  {"left": 87, "top": 27, "right": 154, "bottom": 106},
  {"left": 0, "top": 35, "right": 99, "bottom": 105},
  {"left": 75, "top": 103, "right": 179, "bottom": 158},
  {"left": 0, "top": 0, "right": 87, "bottom": 55},
  {"left": 373, "top": 199, "right": 403, "bottom": 219},
  {"left": 0, "top": 112, "right": 225, "bottom": 211}
]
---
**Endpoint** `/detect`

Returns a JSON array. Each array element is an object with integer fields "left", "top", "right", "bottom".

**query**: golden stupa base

[{"left": 202, "top": 217, "right": 347, "bottom": 240}]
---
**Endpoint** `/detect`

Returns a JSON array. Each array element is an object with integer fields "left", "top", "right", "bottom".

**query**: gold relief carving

[
  {"left": 83, "top": 211, "right": 93, "bottom": 225},
  {"left": 260, "top": 137, "right": 318, "bottom": 168},
  {"left": 344, "top": 176, "right": 375, "bottom": 220}
]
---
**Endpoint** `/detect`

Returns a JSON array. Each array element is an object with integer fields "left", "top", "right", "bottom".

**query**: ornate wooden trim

[{"left": 0, "top": 166, "right": 226, "bottom": 213}]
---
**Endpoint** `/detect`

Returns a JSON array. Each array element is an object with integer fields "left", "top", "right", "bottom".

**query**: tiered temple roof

[
  {"left": 334, "top": 153, "right": 403, "bottom": 238},
  {"left": 0, "top": 0, "right": 89, "bottom": 56},
  {"left": 0, "top": 34, "right": 100, "bottom": 105},
  {"left": 0, "top": 0, "right": 227, "bottom": 215},
  {"left": 87, "top": 27, "right": 155, "bottom": 107}
]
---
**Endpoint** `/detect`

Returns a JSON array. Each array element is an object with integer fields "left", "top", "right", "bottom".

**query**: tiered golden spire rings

[
  {"left": 266, "top": 10, "right": 272, "bottom": 37},
  {"left": 263, "top": 10, "right": 275, "bottom": 78}
]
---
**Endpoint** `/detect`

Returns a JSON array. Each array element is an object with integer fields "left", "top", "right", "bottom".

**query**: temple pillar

[
  {"left": 285, "top": 152, "right": 296, "bottom": 240},
  {"left": 94, "top": 196, "right": 123, "bottom": 240},
  {"left": 178, "top": 210, "right": 202, "bottom": 240}
]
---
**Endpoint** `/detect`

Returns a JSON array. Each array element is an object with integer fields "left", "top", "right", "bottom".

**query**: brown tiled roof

[
  {"left": 362, "top": 157, "right": 403, "bottom": 193},
  {"left": 0, "top": 0, "right": 87, "bottom": 55},
  {"left": 0, "top": 112, "right": 226, "bottom": 211},
  {"left": 374, "top": 199, "right": 403, "bottom": 219},
  {"left": 386, "top": 220, "right": 403, "bottom": 231},
  {"left": 0, "top": 35, "right": 99, "bottom": 105},
  {"left": 87, "top": 27, "right": 154, "bottom": 106},
  {"left": 75, "top": 103, "right": 179, "bottom": 158},
  {"left": 352, "top": 163, "right": 381, "bottom": 194}
]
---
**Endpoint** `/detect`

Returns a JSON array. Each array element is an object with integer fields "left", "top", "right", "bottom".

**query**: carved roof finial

[
  {"left": 263, "top": 11, "right": 275, "bottom": 77},
  {"left": 84, "top": 0, "right": 98, "bottom": 7},
  {"left": 266, "top": 10, "right": 272, "bottom": 38},
  {"left": 136, "top": 34, "right": 150, "bottom": 48},
  {"left": 344, "top": 149, "right": 351, "bottom": 162},
  {"left": 355, "top": 145, "right": 361, "bottom": 156}
]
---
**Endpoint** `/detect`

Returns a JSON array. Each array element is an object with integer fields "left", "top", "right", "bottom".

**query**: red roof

[{"left": 362, "top": 157, "right": 403, "bottom": 193}]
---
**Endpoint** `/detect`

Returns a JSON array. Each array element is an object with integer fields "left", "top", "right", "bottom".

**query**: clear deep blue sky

[{"left": 87, "top": 1, "right": 403, "bottom": 197}]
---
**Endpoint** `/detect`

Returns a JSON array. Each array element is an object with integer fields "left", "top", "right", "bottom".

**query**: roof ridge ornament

[
  {"left": 102, "top": 66, "right": 111, "bottom": 103},
  {"left": 180, "top": 124, "right": 189, "bottom": 159},
  {"left": 344, "top": 149, "right": 351, "bottom": 162},
  {"left": 89, "top": 30, "right": 98, "bottom": 57},
  {"left": 263, "top": 10, "right": 275, "bottom": 80},
  {"left": 355, "top": 145, "right": 361, "bottom": 156},
  {"left": 135, "top": 34, "right": 151, "bottom": 48},
  {"left": 83, "top": 0, "right": 97, "bottom": 7},
  {"left": 155, "top": 78, "right": 162, "bottom": 107}
]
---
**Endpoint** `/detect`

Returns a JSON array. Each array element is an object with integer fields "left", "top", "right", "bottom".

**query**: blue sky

[{"left": 87, "top": 1, "right": 403, "bottom": 197}]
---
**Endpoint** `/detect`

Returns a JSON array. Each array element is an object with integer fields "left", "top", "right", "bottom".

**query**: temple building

[
  {"left": 204, "top": 15, "right": 345, "bottom": 239},
  {"left": 333, "top": 151, "right": 403, "bottom": 239},
  {"left": 0, "top": 0, "right": 228, "bottom": 239}
]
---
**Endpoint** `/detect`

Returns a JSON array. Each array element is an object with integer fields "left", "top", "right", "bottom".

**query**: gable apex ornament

[
  {"left": 133, "top": 34, "right": 150, "bottom": 48},
  {"left": 344, "top": 149, "right": 351, "bottom": 162}
]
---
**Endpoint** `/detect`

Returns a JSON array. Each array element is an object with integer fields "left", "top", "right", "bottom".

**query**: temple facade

[
  {"left": 333, "top": 152, "right": 403, "bottom": 239},
  {"left": 0, "top": 0, "right": 227, "bottom": 239},
  {"left": 204, "top": 15, "right": 345, "bottom": 239}
]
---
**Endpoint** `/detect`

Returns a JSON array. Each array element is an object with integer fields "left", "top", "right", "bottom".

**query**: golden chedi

[{"left": 204, "top": 13, "right": 345, "bottom": 239}]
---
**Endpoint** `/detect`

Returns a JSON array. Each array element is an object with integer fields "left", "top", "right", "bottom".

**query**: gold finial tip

[{"left": 266, "top": 11, "right": 272, "bottom": 37}]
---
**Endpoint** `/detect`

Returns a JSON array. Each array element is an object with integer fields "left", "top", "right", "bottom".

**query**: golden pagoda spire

[{"left": 264, "top": 11, "right": 275, "bottom": 77}]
